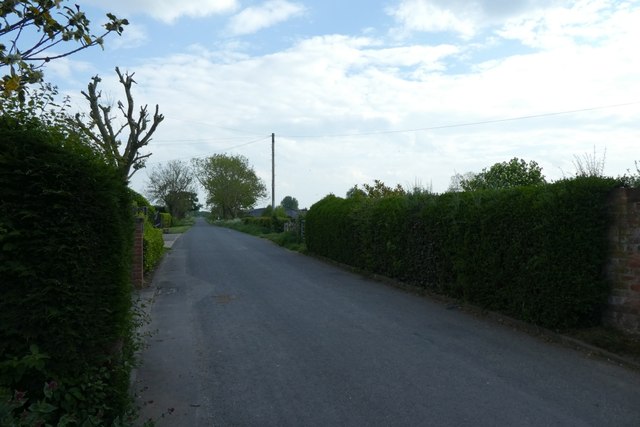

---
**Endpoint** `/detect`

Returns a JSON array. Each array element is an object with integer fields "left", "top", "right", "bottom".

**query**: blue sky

[{"left": 39, "top": 0, "right": 640, "bottom": 208}]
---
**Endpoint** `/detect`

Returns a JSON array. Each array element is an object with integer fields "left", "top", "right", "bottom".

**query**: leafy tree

[
  {"left": 447, "top": 171, "right": 475, "bottom": 192},
  {"left": 72, "top": 67, "right": 164, "bottom": 182},
  {"left": 346, "top": 179, "right": 405, "bottom": 199},
  {"left": 280, "top": 195, "right": 299, "bottom": 210},
  {"left": 193, "top": 154, "right": 267, "bottom": 219},
  {"left": 460, "top": 158, "right": 546, "bottom": 191},
  {"left": 146, "top": 160, "right": 197, "bottom": 220},
  {"left": 0, "top": 1, "right": 128, "bottom": 99}
]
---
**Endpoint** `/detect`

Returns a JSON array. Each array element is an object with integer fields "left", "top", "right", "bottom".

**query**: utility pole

[{"left": 271, "top": 132, "right": 275, "bottom": 209}]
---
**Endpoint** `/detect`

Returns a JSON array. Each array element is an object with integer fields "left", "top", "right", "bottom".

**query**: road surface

[{"left": 134, "top": 218, "right": 640, "bottom": 426}]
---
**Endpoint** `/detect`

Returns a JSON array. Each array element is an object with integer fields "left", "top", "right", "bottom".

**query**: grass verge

[
  {"left": 214, "top": 218, "right": 306, "bottom": 252},
  {"left": 164, "top": 216, "right": 195, "bottom": 234}
]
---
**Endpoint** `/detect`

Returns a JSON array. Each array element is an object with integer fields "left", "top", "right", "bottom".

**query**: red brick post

[
  {"left": 605, "top": 188, "right": 640, "bottom": 334},
  {"left": 131, "top": 217, "right": 144, "bottom": 288}
]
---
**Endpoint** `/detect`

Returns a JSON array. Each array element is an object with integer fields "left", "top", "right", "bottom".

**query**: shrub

[
  {"left": 241, "top": 215, "right": 291, "bottom": 233},
  {"left": 143, "top": 218, "right": 164, "bottom": 273},
  {"left": 306, "top": 178, "right": 619, "bottom": 329},
  {"left": 159, "top": 212, "right": 172, "bottom": 228},
  {"left": 0, "top": 119, "right": 135, "bottom": 423}
]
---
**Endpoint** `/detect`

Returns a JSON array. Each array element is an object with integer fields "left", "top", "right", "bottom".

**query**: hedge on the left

[{"left": 0, "top": 119, "right": 135, "bottom": 424}]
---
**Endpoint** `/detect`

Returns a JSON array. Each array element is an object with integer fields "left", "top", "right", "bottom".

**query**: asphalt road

[{"left": 134, "top": 217, "right": 640, "bottom": 426}]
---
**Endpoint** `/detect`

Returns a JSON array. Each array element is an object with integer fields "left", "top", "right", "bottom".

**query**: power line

[
  {"left": 154, "top": 136, "right": 262, "bottom": 144},
  {"left": 144, "top": 136, "right": 270, "bottom": 165},
  {"left": 279, "top": 101, "right": 640, "bottom": 139},
  {"left": 168, "top": 117, "right": 267, "bottom": 137}
]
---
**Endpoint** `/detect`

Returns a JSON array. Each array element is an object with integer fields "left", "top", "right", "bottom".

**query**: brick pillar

[
  {"left": 605, "top": 188, "right": 640, "bottom": 334},
  {"left": 131, "top": 217, "right": 144, "bottom": 288}
]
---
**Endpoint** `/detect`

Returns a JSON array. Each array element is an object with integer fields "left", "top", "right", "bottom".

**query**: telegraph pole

[{"left": 271, "top": 132, "right": 275, "bottom": 208}]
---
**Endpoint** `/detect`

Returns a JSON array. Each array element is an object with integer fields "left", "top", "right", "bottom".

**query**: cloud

[
  {"left": 226, "top": 0, "right": 306, "bottom": 36},
  {"left": 387, "top": 0, "right": 569, "bottom": 39},
  {"left": 59, "top": 2, "right": 640, "bottom": 208},
  {"left": 108, "top": 23, "right": 149, "bottom": 50},
  {"left": 388, "top": 0, "right": 480, "bottom": 39},
  {"left": 498, "top": 0, "right": 638, "bottom": 49},
  {"left": 84, "top": 0, "right": 239, "bottom": 23}
]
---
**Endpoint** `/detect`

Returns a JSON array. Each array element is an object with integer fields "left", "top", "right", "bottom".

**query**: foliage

[
  {"left": 72, "top": 67, "right": 164, "bottom": 182},
  {"left": 0, "top": 118, "right": 136, "bottom": 424},
  {"left": 0, "top": 82, "right": 79, "bottom": 137},
  {"left": 142, "top": 218, "right": 164, "bottom": 273},
  {"left": 159, "top": 212, "right": 172, "bottom": 229},
  {"left": 346, "top": 179, "right": 405, "bottom": 199},
  {"left": 131, "top": 190, "right": 164, "bottom": 274},
  {"left": 0, "top": 0, "right": 128, "bottom": 99},
  {"left": 447, "top": 171, "right": 475, "bottom": 192},
  {"left": 214, "top": 219, "right": 306, "bottom": 252},
  {"left": 146, "top": 160, "right": 197, "bottom": 220},
  {"left": 280, "top": 195, "right": 299, "bottom": 210},
  {"left": 619, "top": 160, "right": 640, "bottom": 187},
  {"left": 193, "top": 153, "right": 267, "bottom": 219},
  {"left": 460, "top": 158, "right": 546, "bottom": 191},
  {"left": 306, "top": 177, "right": 620, "bottom": 329}
]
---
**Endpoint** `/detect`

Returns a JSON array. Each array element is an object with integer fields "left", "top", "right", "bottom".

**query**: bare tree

[
  {"left": 573, "top": 146, "right": 607, "bottom": 177},
  {"left": 73, "top": 67, "right": 164, "bottom": 181},
  {"left": 146, "top": 160, "right": 197, "bottom": 220}
]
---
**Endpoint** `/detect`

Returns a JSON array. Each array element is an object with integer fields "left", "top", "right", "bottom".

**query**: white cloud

[
  {"left": 227, "top": 0, "right": 306, "bottom": 36},
  {"left": 388, "top": 0, "right": 480, "bottom": 39},
  {"left": 109, "top": 23, "right": 149, "bottom": 50},
  {"left": 56, "top": 1, "right": 640, "bottom": 208},
  {"left": 84, "top": 0, "right": 238, "bottom": 23},
  {"left": 387, "top": 0, "right": 571, "bottom": 39},
  {"left": 498, "top": 0, "right": 636, "bottom": 49}
]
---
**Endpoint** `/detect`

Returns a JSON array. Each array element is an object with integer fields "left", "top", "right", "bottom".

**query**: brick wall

[
  {"left": 605, "top": 188, "right": 640, "bottom": 334},
  {"left": 131, "top": 217, "right": 144, "bottom": 288}
]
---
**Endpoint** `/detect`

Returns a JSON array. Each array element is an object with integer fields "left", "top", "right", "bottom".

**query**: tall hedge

[
  {"left": 0, "top": 120, "right": 134, "bottom": 422},
  {"left": 306, "top": 178, "right": 618, "bottom": 329}
]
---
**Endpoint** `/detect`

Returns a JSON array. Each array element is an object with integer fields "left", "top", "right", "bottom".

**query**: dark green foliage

[
  {"left": 281, "top": 195, "right": 299, "bottom": 210},
  {"left": 0, "top": 120, "right": 134, "bottom": 423},
  {"left": 242, "top": 215, "right": 289, "bottom": 233},
  {"left": 306, "top": 178, "right": 619, "bottom": 329}
]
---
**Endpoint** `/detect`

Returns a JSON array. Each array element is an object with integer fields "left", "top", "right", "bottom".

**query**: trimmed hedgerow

[
  {"left": 306, "top": 177, "right": 618, "bottom": 329},
  {"left": 130, "top": 189, "right": 165, "bottom": 274},
  {"left": 158, "top": 212, "right": 172, "bottom": 228},
  {"left": 0, "top": 120, "right": 135, "bottom": 423},
  {"left": 241, "top": 215, "right": 291, "bottom": 233},
  {"left": 143, "top": 218, "right": 164, "bottom": 273}
]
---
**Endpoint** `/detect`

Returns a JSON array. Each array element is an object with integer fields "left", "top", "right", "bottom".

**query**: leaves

[
  {"left": 460, "top": 157, "right": 546, "bottom": 191},
  {"left": 193, "top": 154, "right": 267, "bottom": 219},
  {"left": 0, "top": 1, "right": 128, "bottom": 97}
]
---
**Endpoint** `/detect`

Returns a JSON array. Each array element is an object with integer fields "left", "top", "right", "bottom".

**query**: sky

[{"left": 36, "top": 0, "right": 640, "bottom": 209}]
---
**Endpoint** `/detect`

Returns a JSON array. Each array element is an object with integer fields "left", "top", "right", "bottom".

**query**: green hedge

[
  {"left": 306, "top": 177, "right": 618, "bottom": 329},
  {"left": 143, "top": 218, "right": 164, "bottom": 273},
  {"left": 242, "top": 215, "right": 290, "bottom": 233},
  {"left": 0, "top": 120, "right": 135, "bottom": 423},
  {"left": 159, "top": 212, "right": 172, "bottom": 228}
]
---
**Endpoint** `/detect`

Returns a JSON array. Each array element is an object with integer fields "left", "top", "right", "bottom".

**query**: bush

[
  {"left": 0, "top": 119, "right": 135, "bottom": 424},
  {"left": 306, "top": 178, "right": 619, "bottom": 329},
  {"left": 143, "top": 218, "right": 164, "bottom": 273},
  {"left": 241, "top": 215, "right": 290, "bottom": 233},
  {"left": 159, "top": 212, "right": 172, "bottom": 228}
]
